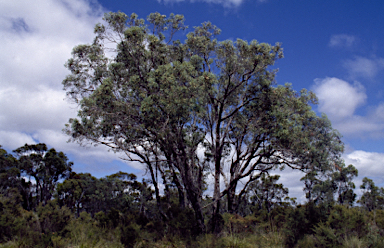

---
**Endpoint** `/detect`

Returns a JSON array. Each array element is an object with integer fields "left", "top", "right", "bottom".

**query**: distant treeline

[{"left": 1, "top": 143, "right": 384, "bottom": 247}]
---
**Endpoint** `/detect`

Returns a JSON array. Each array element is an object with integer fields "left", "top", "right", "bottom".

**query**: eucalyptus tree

[
  {"left": 56, "top": 171, "right": 148, "bottom": 217},
  {"left": 359, "top": 177, "right": 384, "bottom": 211},
  {"left": 301, "top": 163, "right": 358, "bottom": 206},
  {"left": 63, "top": 11, "right": 344, "bottom": 233},
  {"left": 14, "top": 143, "right": 73, "bottom": 207},
  {"left": 249, "top": 174, "right": 289, "bottom": 213},
  {"left": 334, "top": 164, "right": 358, "bottom": 206}
]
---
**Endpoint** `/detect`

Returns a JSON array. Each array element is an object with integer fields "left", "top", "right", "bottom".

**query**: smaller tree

[
  {"left": 250, "top": 174, "right": 289, "bottom": 213},
  {"left": 301, "top": 170, "right": 337, "bottom": 206},
  {"left": 333, "top": 164, "right": 358, "bottom": 206},
  {"left": 56, "top": 172, "right": 96, "bottom": 216},
  {"left": 358, "top": 177, "right": 384, "bottom": 211},
  {"left": 301, "top": 163, "right": 358, "bottom": 206},
  {"left": 56, "top": 171, "right": 153, "bottom": 217},
  {"left": 14, "top": 143, "right": 73, "bottom": 207}
]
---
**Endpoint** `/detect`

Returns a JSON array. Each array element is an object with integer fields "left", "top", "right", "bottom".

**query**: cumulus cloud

[
  {"left": 157, "top": 0, "right": 246, "bottom": 8},
  {"left": 312, "top": 77, "right": 384, "bottom": 137},
  {"left": 0, "top": 0, "right": 103, "bottom": 90},
  {"left": 0, "top": 86, "right": 76, "bottom": 133},
  {"left": 0, "top": 131, "right": 36, "bottom": 150},
  {"left": 343, "top": 150, "right": 384, "bottom": 198},
  {"left": 343, "top": 56, "right": 384, "bottom": 79},
  {"left": 343, "top": 151, "right": 384, "bottom": 182},
  {"left": 313, "top": 77, "right": 366, "bottom": 119},
  {"left": 329, "top": 34, "right": 356, "bottom": 48},
  {"left": 0, "top": 0, "right": 142, "bottom": 175}
]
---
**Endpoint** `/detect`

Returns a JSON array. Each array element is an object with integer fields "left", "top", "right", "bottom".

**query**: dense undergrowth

[{"left": 1, "top": 192, "right": 384, "bottom": 248}]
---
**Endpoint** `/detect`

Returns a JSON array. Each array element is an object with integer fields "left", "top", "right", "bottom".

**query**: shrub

[
  {"left": 120, "top": 225, "right": 138, "bottom": 248},
  {"left": 312, "top": 222, "right": 339, "bottom": 248},
  {"left": 37, "top": 200, "right": 72, "bottom": 236},
  {"left": 326, "top": 205, "right": 367, "bottom": 239}
]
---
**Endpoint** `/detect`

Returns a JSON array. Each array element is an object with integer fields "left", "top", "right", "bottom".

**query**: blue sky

[{"left": 1, "top": 0, "right": 384, "bottom": 201}]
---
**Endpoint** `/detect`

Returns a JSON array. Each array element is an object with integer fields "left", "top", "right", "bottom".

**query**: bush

[
  {"left": 222, "top": 213, "right": 255, "bottom": 235},
  {"left": 284, "top": 203, "right": 329, "bottom": 247},
  {"left": 327, "top": 205, "right": 367, "bottom": 239},
  {"left": 65, "top": 212, "right": 123, "bottom": 248},
  {"left": 120, "top": 225, "right": 138, "bottom": 248},
  {"left": 295, "top": 235, "right": 317, "bottom": 248},
  {"left": 37, "top": 200, "right": 72, "bottom": 236},
  {"left": 342, "top": 236, "right": 366, "bottom": 248},
  {"left": 312, "top": 222, "right": 339, "bottom": 248},
  {"left": 0, "top": 193, "right": 23, "bottom": 242}
]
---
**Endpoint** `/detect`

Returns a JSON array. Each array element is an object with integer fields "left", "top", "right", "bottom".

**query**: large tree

[{"left": 63, "top": 11, "right": 343, "bottom": 233}]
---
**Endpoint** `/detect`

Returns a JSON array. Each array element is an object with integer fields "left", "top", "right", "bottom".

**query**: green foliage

[
  {"left": 373, "top": 209, "right": 384, "bottom": 229},
  {"left": 294, "top": 235, "right": 317, "bottom": 248},
  {"left": 301, "top": 163, "right": 358, "bottom": 207},
  {"left": 312, "top": 222, "right": 340, "bottom": 247},
  {"left": 335, "top": 164, "right": 358, "bottom": 206},
  {"left": 192, "top": 232, "right": 285, "bottom": 248},
  {"left": 342, "top": 236, "right": 367, "bottom": 248},
  {"left": 250, "top": 174, "right": 289, "bottom": 213},
  {"left": 64, "top": 211, "right": 123, "bottom": 248},
  {"left": 222, "top": 213, "right": 256, "bottom": 234},
  {"left": 120, "top": 225, "right": 138, "bottom": 248},
  {"left": 37, "top": 200, "right": 72, "bottom": 236},
  {"left": 0, "top": 193, "right": 23, "bottom": 242},
  {"left": 359, "top": 177, "right": 384, "bottom": 211},
  {"left": 14, "top": 143, "right": 73, "bottom": 208},
  {"left": 293, "top": 205, "right": 369, "bottom": 248},
  {"left": 326, "top": 205, "right": 367, "bottom": 239},
  {"left": 56, "top": 171, "right": 150, "bottom": 217},
  {"left": 284, "top": 203, "right": 329, "bottom": 247},
  {"left": 0, "top": 147, "right": 20, "bottom": 195},
  {"left": 166, "top": 204, "right": 201, "bottom": 237},
  {"left": 364, "top": 222, "right": 384, "bottom": 248}
]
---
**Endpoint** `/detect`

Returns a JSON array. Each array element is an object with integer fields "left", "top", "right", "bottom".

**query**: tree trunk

[
  {"left": 211, "top": 141, "right": 222, "bottom": 232},
  {"left": 147, "top": 162, "right": 168, "bottom": 221},
  {"left": 178, "top": 157, "right": 206, "bottom": 234},
  {"left": 227, "top": 185, "right": 237, "bottom": 213}
]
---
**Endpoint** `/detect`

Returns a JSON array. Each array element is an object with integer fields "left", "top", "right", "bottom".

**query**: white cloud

[
  {"left": 0, "top": 0, "right": 143, "bottom": 175},
  {"left": 373, "top": 103, "right": 384, "bottom": 120},
  {"left": 343, "top": 150, "right": 384, "bottom": 193},
  {"left": 157, "top": 0, "right": 245, "bottom": 8},
  {"left": 329, "top": 34, "right": 356, "bottom": 48},
  {"left": 0, "top": 0, "right": 103, "bottom": 90},
  {"left": 312, "top": 77, "right": 384, "bottom": 137},
  {"left": 343, "top": 56, "right": 384, "bottom": 79},
  {"left": 0, "top": 131, "right": 36, "bottom": 150},
  {"left": 0, "top": 86, "right": 76, "bottom": 133},
  {"left": 313, "top": 77, "right": 366, "bottom": 119}
]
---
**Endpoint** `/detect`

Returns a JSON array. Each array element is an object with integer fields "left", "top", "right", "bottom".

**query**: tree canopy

[
  {"left": 14, "top": 143, "right": 73, "bottom": 208},
  {"left": 63, "top": 11, "right": 344, "bottom": 233}
]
